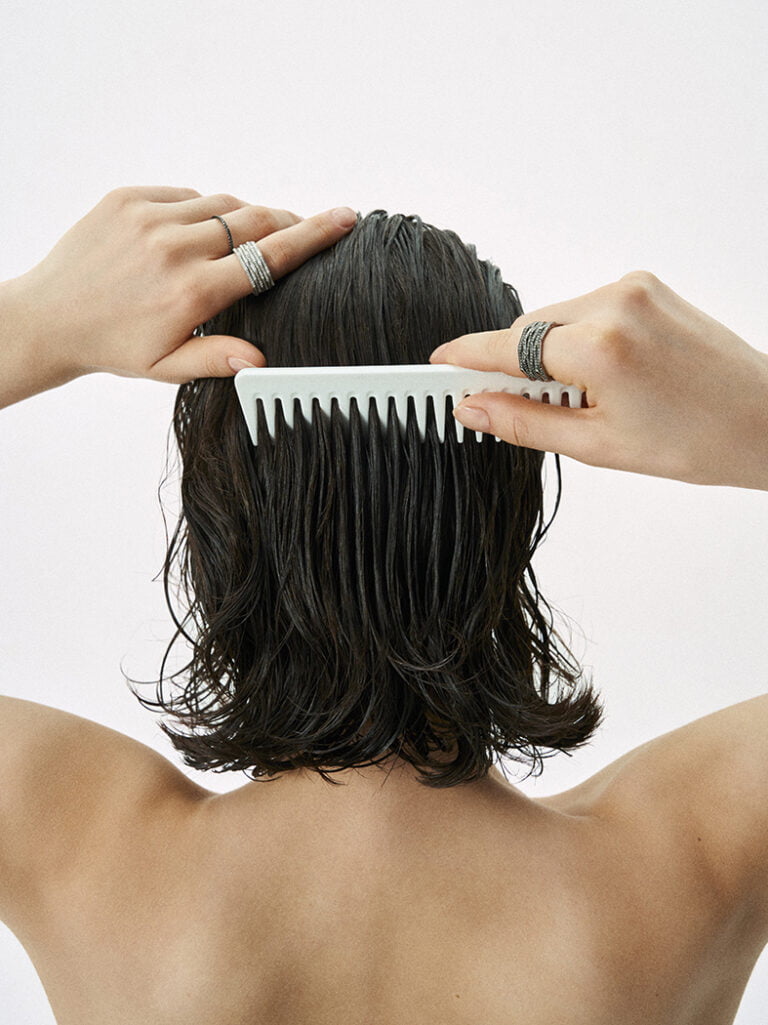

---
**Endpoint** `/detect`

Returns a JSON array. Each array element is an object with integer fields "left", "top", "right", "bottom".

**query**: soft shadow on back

[{"left": 25, "top": 759, "right": 762, "bottom": 1025}]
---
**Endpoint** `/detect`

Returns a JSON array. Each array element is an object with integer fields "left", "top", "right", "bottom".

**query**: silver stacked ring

[
  {"left": 234, "top": 240, "right": 275, "bottom": 295},
  {"left": 211, "top": 214, "right": 235, "bottom": 254},
  {"left": 518, "top": 321, "right": 561, "bottom": 382}
]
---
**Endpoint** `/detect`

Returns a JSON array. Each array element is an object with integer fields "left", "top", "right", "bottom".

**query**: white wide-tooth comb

[{"left": 233, "top": 365, "right": 585, "bottom": 446}]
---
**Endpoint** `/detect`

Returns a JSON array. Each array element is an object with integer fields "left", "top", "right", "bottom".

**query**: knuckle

[
  {"left": 105, "top": 185, "right": 130, "bottom": 201},
  {"left": 617, "top": 270, "right": 659, "bottom": 307},
  {"left": 489, "top": 400, "right": 531, "bottom": 448},
  {"left": 590, "top": 322, "right": 631, "bottom": 372},
  {"left": 508, "top": 413, "right": 531, "bottom": 448},
  {"left": 147, "top": 225, "right": 183, "bottom": 264},
  {"left": 246, "top": 205, "right": 281, "bottom": 235},
  {"left": 127, "top": 201, "right": 157, "bottom": 233},
  {"left": 102, "top": 186, "right": 134, "bottom": 208},
  {"left": 203, "top": 347, "right": 222, "bottom": 379},
  {"left": 212, "top": 192, "right": 241, "bottom": 210},
  {"left": 175, "top": 276, "right": 209, "bottom": 320}
]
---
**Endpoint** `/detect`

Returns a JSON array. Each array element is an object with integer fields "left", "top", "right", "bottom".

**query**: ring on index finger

[
  {"left": 518, "top": 321, "right": 563, "bottom": 382},
  {"left": 210, "top": 214, "right": 235, "bottom": 254}
]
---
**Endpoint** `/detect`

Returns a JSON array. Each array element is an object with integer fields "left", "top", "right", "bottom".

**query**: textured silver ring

[
  {"left": 211, "top": 214, "right": 234, "bottom": 254},
  {"left": 234, "top": 240, "right": 275, "bottom": 295},
  {"left": 517, "top": 321, "right": 561, "bottom": 382}
]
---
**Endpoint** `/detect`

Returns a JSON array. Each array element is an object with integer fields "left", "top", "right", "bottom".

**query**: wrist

[
  {"left": 751, "top": 350, "right": 768, "bottom": 492},
  {"left": 726, "top": 346, "right": 768, "bottom": 492},
  {"left": 0, "top": 273, "right": 87, "bottom": 410}
]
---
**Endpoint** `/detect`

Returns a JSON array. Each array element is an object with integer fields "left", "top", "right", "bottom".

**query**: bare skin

[
  {"left": 2, "top": 702, "right": 767, "bottom": 1025},
  {"left": 2, "top": 189, "right": 768, "bottom": 1024}
]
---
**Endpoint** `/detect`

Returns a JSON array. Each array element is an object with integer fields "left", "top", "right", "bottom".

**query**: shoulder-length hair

[{"left": 135, "top": 210, "right": 603, "bottom": 788}]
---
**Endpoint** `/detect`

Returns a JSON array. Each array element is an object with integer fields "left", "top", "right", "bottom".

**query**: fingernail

[
  {"left": 453, "top": 404, "right": 490, "bottom": 432},
  {"left": 228, "top": 357, "right": 258, "bottom": 372},
  {"left": 331, "top": 206, "right": 357, "bottom": 228},
  {"left": 430, "top": 343, "right": 451, "bottom": 362}
]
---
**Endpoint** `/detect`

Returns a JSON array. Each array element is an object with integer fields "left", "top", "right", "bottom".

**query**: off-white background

[{"left": 1, "top": 0, "right": 766, "bottom": 1021}]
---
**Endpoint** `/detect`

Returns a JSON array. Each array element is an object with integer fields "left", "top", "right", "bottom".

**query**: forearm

[{"left": 0, "top": 275, "right": 85, "bottom": 411}]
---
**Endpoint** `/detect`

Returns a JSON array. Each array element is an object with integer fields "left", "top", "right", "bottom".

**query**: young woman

[{"left": 1, "top": 185, "right": 767, "bottom": 1025}]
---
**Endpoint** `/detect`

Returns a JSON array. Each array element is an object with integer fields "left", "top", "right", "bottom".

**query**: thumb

[
  {"left": 453, "top": 391, "right": 592, "bottom": 459},
  {"left": 149, "top": 335, "right": 266, "bottom": 384}
]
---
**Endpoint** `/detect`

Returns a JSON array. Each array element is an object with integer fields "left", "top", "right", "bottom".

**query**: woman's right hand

[{"left": 429, "top": 270, "right": 768, "bottom": 491}]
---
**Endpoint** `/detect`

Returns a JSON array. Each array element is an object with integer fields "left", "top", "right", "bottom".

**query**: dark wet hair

[{"left": 134, "top": 210, "right": 603, "bottom": 788}]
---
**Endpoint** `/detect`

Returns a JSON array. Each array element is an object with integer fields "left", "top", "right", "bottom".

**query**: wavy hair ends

[{"left": 133, "top": 210, "right": 603, "bottom": 788}]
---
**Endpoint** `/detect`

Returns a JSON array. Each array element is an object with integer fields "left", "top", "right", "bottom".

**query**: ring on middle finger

[
  {"left": 518, "top": 321, "right": 561, "bottom": 382},
  {"left": 234, "top": 240, "right": 276, "bottom": 295}
]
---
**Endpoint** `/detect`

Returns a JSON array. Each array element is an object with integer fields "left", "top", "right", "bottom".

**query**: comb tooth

[
  {"left": 450, "top": 390, "right": 466, "bottom": 445},
  {"left": 273, "top": 397, "right": 284, "bottom": 436},
  {"left": 568, "top": 384, "right": 583, "bottom": 408},
  {"left": 379, "top": 394, "right": 391, "bottom": 433},
  {"left": 392, "top": 394, "right": 408, "bottom": 437},
  {"left": 438, "top": 396, "right": 450, "bottom": 443},
  {"left": 265, "top": 397, "right": 277, "bottom": 444},
  {"left": 285, "top": 395, "right": 297, "bottom": 431},
  {"left": 357, "top": 393, "right": 372, "bottom": 431},
  {"left": 253, "top": 398, "right": 263, "bottom": 447},
  {"left": 374, "top": 393, "right": 389, "bottom": 435},
  {"left": 414, "top": 392, "right": 429, "bottom": 441},
  {"left": 298, "top": 394, "right": 310, "bottom": 425}
]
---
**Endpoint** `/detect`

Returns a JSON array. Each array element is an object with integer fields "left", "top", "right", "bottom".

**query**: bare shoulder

[
  {"left": 543, "top": 695, "right": 768, "bottom": 941},
  {"left": 0, "top": 694, "right": 208, "bottom": 927}
]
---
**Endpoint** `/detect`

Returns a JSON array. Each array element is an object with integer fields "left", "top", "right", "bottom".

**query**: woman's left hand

[{"left": 6, "top": 186, "right": 357, "bottom": 388}]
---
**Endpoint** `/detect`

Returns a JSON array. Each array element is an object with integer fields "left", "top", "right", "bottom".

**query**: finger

[
  {"left": 148, "top": 335, "right": 266, "bottom": 385},
  {"left": 222, "top": 204, "right": 304, "bottom": 241},
  {"left": 186, "top": 204, "right": 305, "bottom": 258},
  {"left": 110, "top": 185, "right": 203, "bottom": 203},
  {"left": 199, "top": 206, "right": 358, "bottom": 308},
  {"left": 430, "top": 321, "right": 579, "bottom": 387},
  {"left": 254, "top": 206, "right": 358, "bottom": 277},
  {"left": 453, "top": 391, "right": 597, "bottom": 461},
  {"left": 165, "top": 191, "right": 250, "bottom": 222},
  {"left": 168, "top": 195, "right": 302, "bottom": 228},
  {"left": 428, "top": 277, "right": 630, "bottom": 382}
]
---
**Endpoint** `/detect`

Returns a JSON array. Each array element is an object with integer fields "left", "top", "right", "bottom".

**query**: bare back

[{"left": 8, "top": 745, "right": 766, "bottom": 1025}]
